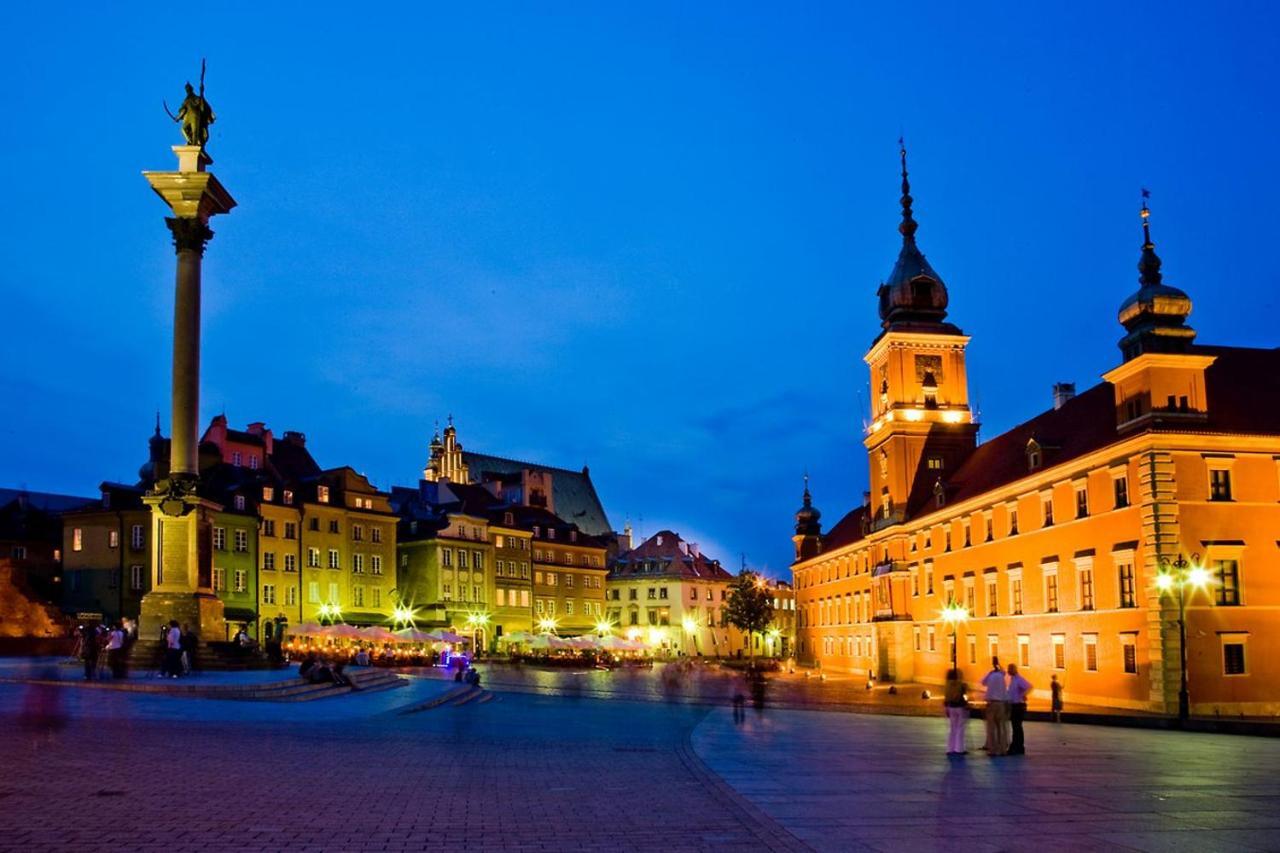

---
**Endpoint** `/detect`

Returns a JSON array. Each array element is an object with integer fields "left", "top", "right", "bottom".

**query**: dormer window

[
  {"left": 933, "top": 479, "right": 946, "bottom": 508},
  {"left": 317, "top": 485, "right": 330, "bottom": 504},
  {"left": 263, "top": 486, "right": 274, "bottom": 502},
  {"left": 504, "top": 512, "right": 514, "bottom": 525},
  {"left": 283, "top": 490, "right": 293, "bottom": 506},
  {"left": 234, "top": 495, "right": 246, "bottom": 511},
  {"left": 1026, "top": 439, "right": 1043, "bottom": 471}
]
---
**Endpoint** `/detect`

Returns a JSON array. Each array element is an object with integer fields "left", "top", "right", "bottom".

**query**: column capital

[{"left": 165, "top": 217, "right": 215, "bottom": 255}]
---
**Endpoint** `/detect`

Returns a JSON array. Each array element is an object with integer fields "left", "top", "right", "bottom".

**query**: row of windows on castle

[
  {"left": 817, "top": 623, "right": 1248, "bottom": 678},
  {"left": 608, "top": 604, "right": 731, "bottom": 628},
  {"left": 607, "top": 586, "right": 729, "bottom": 602},
  {"left": 800, "top": 554, "right": 1243, "bottom": 628},
  {"left": 798, "top": 462, "right": 1244, "bottom": 589}
]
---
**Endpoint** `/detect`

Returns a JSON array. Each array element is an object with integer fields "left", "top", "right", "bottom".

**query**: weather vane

[{"left": 164, "top": 58, "right": 216, "bottom": 147}]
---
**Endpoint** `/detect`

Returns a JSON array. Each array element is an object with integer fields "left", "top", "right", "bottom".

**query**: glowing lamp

[
  {"left": 939, "top": 602, "right": 968, "bottom": 626},
  {"left": 902, "top": 408, "right": 924, "bottom": 422},
  {"left": 1187, "top": 566, "right": 1212, "bottom": 588},
  {"left": 1155, "top": 573, "right": 1175, "bottom": 592},
  {"left": 595, "top": 620, "right": 613, "bottom": 635},
  {"left": 537, "top": 617, "right": 557, "bottom": 634},
  {"left": 681, "top": 617, "right": 699, "bottom": 634},
  {"left": 942, "top": 410, "right": 965, "bottom": 424}
]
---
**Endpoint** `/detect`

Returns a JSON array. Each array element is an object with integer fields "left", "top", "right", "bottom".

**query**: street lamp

[
  {"left": 681, "top": 615, "right": 701, "bottom": 656},
  {"left": 594, "top": 619, "right": 614, "bottom": 636},
  {"left": 537, "top": 616, "right": 558, "bottom": 635},
  {"left": 318, "top": 602, "right": 343, "bottom": 625},
  {"left": 1156, "top": 553, "right": 1210, "bottom": 723},
  {"left": 464, "top": 611, "right": 490, "bottom": 657},
  {"left": 391, "top": 603, "right": 416, "bottom": 628},
  {"left": 939, "top": 601, "right": 968, "bottom": 669}
]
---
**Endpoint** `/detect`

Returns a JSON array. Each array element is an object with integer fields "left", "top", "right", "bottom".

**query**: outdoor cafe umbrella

[
  {"left": 286, "top": 622, "right": 326, "bottom": 637},
  {"left": 359, "top": 626, "right": 398, "bottom": 643},
  {"left": 393, "top": 628, "right": 437, "bottom": 643},
  {"left": 436, "top": 630, "right": 466, "bottom": 644},
  {"left": 503, "top": 631, "right": 535, "bottom": 644}
]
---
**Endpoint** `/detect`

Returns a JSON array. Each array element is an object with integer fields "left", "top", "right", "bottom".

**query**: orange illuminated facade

[{"left": 792, "top": 154, "right": 1280, "bottom": 715}]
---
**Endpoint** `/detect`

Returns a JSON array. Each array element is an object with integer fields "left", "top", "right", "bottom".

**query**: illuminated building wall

[{"left": 793, "top": 158, "right": 1280, "bottom": 714}]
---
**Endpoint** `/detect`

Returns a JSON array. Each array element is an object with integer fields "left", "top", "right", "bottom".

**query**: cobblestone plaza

[{"left": 3, "top": 664, "right": 1278, "bottom": 852}]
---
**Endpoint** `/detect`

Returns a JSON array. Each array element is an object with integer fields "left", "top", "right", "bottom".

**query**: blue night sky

[{"left": 2, "top": 3, "right": 1278, "bottom": 575}]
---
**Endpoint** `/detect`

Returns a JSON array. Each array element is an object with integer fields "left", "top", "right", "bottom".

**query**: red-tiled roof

[{"left": 810, "top": 344, "right": 1280, "bottom": 558}]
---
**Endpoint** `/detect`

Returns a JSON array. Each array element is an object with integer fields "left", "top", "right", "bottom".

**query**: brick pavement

[{"left": 1, "top": 687, "right": 805, "bottom": 852}]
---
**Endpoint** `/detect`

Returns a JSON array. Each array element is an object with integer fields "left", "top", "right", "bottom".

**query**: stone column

[
  {"left": 166, "top": 217, "right": 213, "bottom": 479},
  {"left": 136, "top": 145, "right": 236, "bottom": 644}
]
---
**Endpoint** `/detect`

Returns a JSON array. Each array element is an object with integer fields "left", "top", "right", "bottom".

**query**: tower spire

[
  {"left": 1138, "top": 188, "right": 1163, "bottom": 286},
  {"left": 898, "top": 137, "right": 918, "bottom": 244}
]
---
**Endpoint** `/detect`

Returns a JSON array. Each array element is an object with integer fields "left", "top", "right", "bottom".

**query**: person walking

[
  {"left": 981, "top": 657, "right": 1010, "bottom": 756},
  {"left": 1050, "top": 674, "right": 1064, "bottom": 723},
  {"left": 1006, "top": 663, "right": 1032, "bottom": 755},
  {"left": 106, "top": 622, "right": 126, "bottom": 679},
  {"left": 943, "top": 668, "right": 969, "bottom": 755},
  {"left": 164, "top": 620, "right": 183, "bottom": 679}
]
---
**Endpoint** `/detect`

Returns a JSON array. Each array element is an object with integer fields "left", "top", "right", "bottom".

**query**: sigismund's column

[{"left": 138, "top": 131, "right": 236, "bottom": 644}]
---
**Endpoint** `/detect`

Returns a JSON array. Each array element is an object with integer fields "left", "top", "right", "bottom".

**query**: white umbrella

[
  {"left": 286, "top": 622, "right": 325, "bottom": 637},
  {"left": 393, "top": 628, "right": 437, "bottom": 643},
  {"left": 359, "top": 626, "right": 398, "bottom": 642}
]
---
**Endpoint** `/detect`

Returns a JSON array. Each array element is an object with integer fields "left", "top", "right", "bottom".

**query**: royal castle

[{"left": 792, "top": 149, "right": 1280, "bottom": 715}]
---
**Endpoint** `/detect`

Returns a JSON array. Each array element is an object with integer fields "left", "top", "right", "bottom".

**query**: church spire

[
  {"left": 1117, "top": 189, "right": 1195, "bottom": 360},
  {"left": 898, "top": 137, "right": 918, "bottom": 245}
]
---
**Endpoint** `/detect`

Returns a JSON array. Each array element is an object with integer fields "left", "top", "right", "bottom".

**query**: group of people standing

[
  {"left": 76, "top": 620, "right": 135, "bottom": 680},
  {"left": 945, "top": 657, "right": 1055, "bottom": 756},
  {"left": 158, "top": 620, "right": 199, "bottom": 678}
]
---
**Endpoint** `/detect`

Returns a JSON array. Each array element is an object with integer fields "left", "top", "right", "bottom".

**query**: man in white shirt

[
  {"left": 106, "top": 623, "right": 126, "bottom": 679},
  {"left": 165, "top": 620, "right": 182, "bottom": 679},
  {"left": 981, "top": 657, "right": 1010, "bottom": 756},
  {"left": 1006, "top": 663, "right": 1033, "bottom": 755}
]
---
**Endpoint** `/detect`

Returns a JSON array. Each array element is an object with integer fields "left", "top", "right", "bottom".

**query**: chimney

[
  {"left": 1053, "top": 382, "right": 1076, "bottom": 410},
  {"left": 283, "top": 430, "right": 306, "bottom": 447}
]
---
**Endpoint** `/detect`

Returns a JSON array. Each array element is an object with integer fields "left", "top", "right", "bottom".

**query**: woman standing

[{"left": 944, "top": 668, "right": 969, "bottom": 755}]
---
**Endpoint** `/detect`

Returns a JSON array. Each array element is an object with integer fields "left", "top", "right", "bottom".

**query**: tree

[{"left": 723, "top": 570, "right": 775, "bottom": 661}]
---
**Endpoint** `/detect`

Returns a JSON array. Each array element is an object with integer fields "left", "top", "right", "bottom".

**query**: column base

[{"left": 139, "top": 590, "right": 225, "bottom": 646}]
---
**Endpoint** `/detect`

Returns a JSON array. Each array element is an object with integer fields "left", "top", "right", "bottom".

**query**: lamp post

[
  {"left": 1156, "top": 553, "right": 1210, "bottom": 723},
  {"left": 940, "top": 601, "right": 969, "bottom": 669},
  {"left": 465, "top": 612, "right": 490, "bottom": 658}
]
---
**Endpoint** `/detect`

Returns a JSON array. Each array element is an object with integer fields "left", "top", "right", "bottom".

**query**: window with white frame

[
  {"left": 213, "top": 527, "right": 226, "bottom": 550},
  {"left": 130, "top": 564, "right": 144, "bottom": 591},
  {"left": 1222, "top": 633, "right": 1248, "bottom": 675},
  {"left": 1008, "top": 567, "right": 1024, "bottom": 615},
  {"left": 1052, "top": 633, "right": 1066, "bottom": 669},
  {"left": 328, "top": 549, "right": 340, "bottom": 569},
  {"left": 212, "top": 567, "right": 226, "bottom": 591},
  {"left": 284, "top": 554, "right": 296, "bottom": 572},
  {"left": 131, "top": 524, "right": 144, "bottom": 549},
  {"left": 1076, "top": 556, "right": 1095, "bottom": 611},
  {"left": 1121, "top": 632, "right": 1138, "bottom": 674},
  {"left": 263, "top": 583, "right": 276, "bottom": 604},
  {"left": 1082, "top": 633, "right": 1098, "bottom": 672},
  {"left": 1017, "top": 634, "right": 1030, "bottom": 667},
  {"left": 1043, "top": 561, "right": 1060, "bottom": 612},
  {"left": 233, "top": 569, "right": 246, "bottom": 593}
]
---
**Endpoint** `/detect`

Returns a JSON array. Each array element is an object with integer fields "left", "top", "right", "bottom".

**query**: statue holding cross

[{"left": 165, "top": 60, "right": 216, "bottom": 147}]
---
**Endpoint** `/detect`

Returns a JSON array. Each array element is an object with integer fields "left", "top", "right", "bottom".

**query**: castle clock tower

[{"left": 863, "top": 145, "right": 978, "bottom": 530}]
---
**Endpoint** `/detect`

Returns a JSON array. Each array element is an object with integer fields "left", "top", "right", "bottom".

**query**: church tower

[
  {"left": 863, "top": 144, "right": 978, "bottom": 529},
  {"left": 423, "top": 417, "right": 470, "bottom": 483}
]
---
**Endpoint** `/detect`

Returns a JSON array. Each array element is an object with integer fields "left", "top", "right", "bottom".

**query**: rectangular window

[
  {"left": 1118, "top": 561, "right": 1136, "bottom": 608},
  {"left": 1214, "top": 560, "right": 1241, "bottom": 606},
  {"left": 109, "top": 530, "right": 119, "bottom": 549},
  {"left": 283, "top": 490, "right": 293, "bottom": 506},
  {"left": 1017, "top": 634, "right": 1030, "bottom": 667},
  {"left": 234, "top": 495, "right": 246, "bottom": 511},
  {"left": 496, "top": 588, "right": 506, "bottom": 607},
  {"left": 1008, "top": 507, "right": 1018, "bottom": 535},
  {"left": 1223, "top": 639, "right": 1247, "bottom": 675},
  {"left": 353, "top": 553, "right": 364, "bottom": 574},
  {"left": 986, "top": 577, "right": 998, "bottom": 616},
  {"left": 1083, "top": 634, "right": 1098, "bottom": 672},
  {"left": 1045, "top": 571, "right": 1060, "bottom": 613},
  {"left": 284, "top": 522, "right": 297, "bottom": 540},
  {"left": 286, "top": 586, "right": 297, "bottom": 606},
  {"left": 1052, "top": 634, "right": 1066, "bottom": 670},
  {"left": 1075, "top": 486, "right": 1089, "bottom": 519},
  {"left": 317, "top": 485, "right": 330, "bottom": 504},
  {"left": 964, "top": 580, "right": 976, "bottom": 615},
  {"left": 987, "top": 634, "right": 999, "bottom": 662},
  {"left": 263, "top": 486, "right": 275, "bottom": 502},
  {"left": 925, "top": 561, "right": 934, "bottom": 594},
  {"left": 233, "top": 569, "right": 246, "bottom": 593},
  {"left": 565, "top": 574, "right": 575, "bottom": 588},
  {"left": 352, "top": 524, "right": 363, "bottom": 542},
  {"left": 263, "top": 519, "right": 276, "bottom": 537},
  {"left": 1209, "top": 468, "right": 1233, "bottom": 501},
  {"left": 307, "top": 548, "right": 320, "bottom": 568},
  {"left": 458, "top": 551, "right": 468, "bottom": 569},
  {"left": 130, "top": 564, "right": 144, "bottom": 591},
  {"left": 353, "top": 586, "right": 365, "bottom": 607},
  {"left": 234, "top": 529, "right": 248, "bottom": 553},
  {"left": 263, "top": 584, "right": 276, "bottom": 604},
  {"left": 967, "top": 634, "right": 977, "bottom": 664},
  {"left": 913, "top": 626, "right": 921, "bottom": 651},
  {"left": 1079, "top": 566, "right": 1095, "bottom": 611},
  {"left": 442, "top": 549, "right": 452, "bottom": 567},
  {"left": 232, "top": 451, "right": 242, "bottom": 467},
  {"left": 329, "top": 519, "right": 340, "bottom": 534},
  {"left": 308, "top": 581, "right": 320, "bottom": 603},
  {"left": 1121, "top": 633, "right": 1138, "bottom": 674},
  {"left": 371, "top": 527, "right": 382, "bottom": 544},
  {"left": 328, "top": 549, "right": 340, "bottom": 569},
  {"left": 284, "top": 554, "right": 297, "bottom": 573},
  {"left": 213, "top": 567, "right": 226, "bottom": 591},
  {"left": 1042, "top": 494, "right": 1054, "bottom": 527},
  {"left": 372, "top": 588, "right": 381, "bottom": 608},
  {"left": 131, "top": 524, "right": 144, "bottom": 549},
  {"left": 328, "top": 582, "right": 339, "bottom": 604},
  {"left": 263, "top": 552, "right": 275, "bottom": 571},
  {"left": 213, "top": 527, "right": 226, "bottom": 550},
  {"left": 1010, "top": 577, "right": 1024, "bottom": 615},
  {"left": 1114, "top": 475, "right": 1129, "bottom": 509},
  {"left": 371, "top": 555, "right": 383, "bottom": 575}
]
